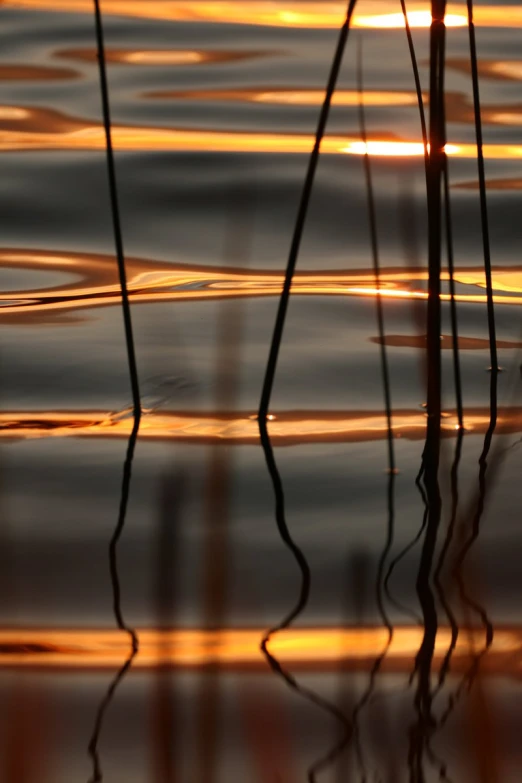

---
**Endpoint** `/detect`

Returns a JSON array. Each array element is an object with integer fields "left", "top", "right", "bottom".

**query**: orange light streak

[
  {"left": 0, "top": 110, "right": 520, "bottom": 157},
  {"left": 147, "top": 88, "right": 420, "bottom": 106},
  {"left": 1, "top": 103, "right": 521, "bottom": 157},
  {"left": 354, "top": 9, "right": 466, "bottom": 27},
  {"left": 56, "top": 47, "right": 271, "bottom": 66},
  {"left": 0, "top": 407, "right": 520, "bottom": 444},
  {"left": 0, "top": 626, "right": 519, "bottom": 673},
  {"left": 3, "top": 1, "right": 520, "bottom": 29},
  {"left": 489, "top": 61, "right": 522, "bottom": 80},
  {"left": 2, "top": 249, "right": 522, "bottom": 323}
]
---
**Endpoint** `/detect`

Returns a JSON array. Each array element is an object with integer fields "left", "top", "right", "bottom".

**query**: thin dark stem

[
  {"left": 432, "top": 431, "right": 462, "bottom": 693},
  {"left": 87, "top": 637, "right": 138, "bottom": 782},
  {"left": 258, "top": 0, "right": 357, "bottom": 426},
  {"left": 93, "top": 0, "right": 141, "bottom": 420},
  {"left": 109, "top": 422, "right": 140, "bottom": 644},
  {"left": 409, "top": 2, "right": 447, "bottom": 779},
  {"left": 466, "top": 0, "right": 498, "bottom": 383},
  {"left": 382, "top": 0, "right": 432, "bottom": 634},
  {"left": 258, "top": 0, "right": 357, "bottom": 636},
  {"left": 87, "top": 423, "right": 140, "bottom": 782},
  {"left": 257, "top": 4, "right": 358, "bottom": 776},
  {"left": 443, "top": 175, "right": 463, "bottom": 430},
  {"left": 444, "top": 0, "right": 497, "bottom": 690},
  {"left": 93, "top": 0, "right": 140, "bottom": 652},
  {"left": 400, "top": 0, "right": 428, "bottom": 158},
  {"left": 451, "top": 0, "right": 497, "bottom": 627},
  {"left": 87, "top": 4, "right": 141, "bottom": 780},
  {"left": 384, "top": 463, "right": 426, "bottom": 627},
  {"left": 432, "top": 27, "right": 463, "bottom": 697}
]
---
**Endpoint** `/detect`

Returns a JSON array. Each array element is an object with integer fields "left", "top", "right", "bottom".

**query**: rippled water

[{"left": 1, "top": 1, "right": 522, "bottom": 781}]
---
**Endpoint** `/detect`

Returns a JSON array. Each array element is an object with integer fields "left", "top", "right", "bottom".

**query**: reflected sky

[
  {"left": 4, "top": 1, "right": 522, "bottom": 28},
  {"left": 2, "top": 249, "right": 522, "bottom": 324},
  {"left": 2, "top": 104, "right": 522, "bottom": 155},
  {"left": 0, "top": 104, "right": 521, "bottom": 155}
]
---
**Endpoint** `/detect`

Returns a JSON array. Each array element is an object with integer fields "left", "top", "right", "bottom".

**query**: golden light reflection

[
  {"left": 0, "top": 107, "right": 31, "bottom": 120},
  {"left": 0, "top": 626, "right": 519, "bottom": 673},
  {"left": 456, "top": 177, "right": 522, "bottom": 191},
  {"left": 354, "top": 10, "right": 466, "bottom": 28},
  {"left": 2, "top": 103, "right": 522, "bottom": 156},
  {"left": 121, "top": 50, "right": 202, "bottom": 64},
  {"left": 447, "top": 58, "right": 522, "bottom": 83},
  {"left": 4, "top": 1, "right": 521, "bottom": 29},
  {"left": 147, "top": 88, "right": 420, "bottom": 107},
  {"left": 0, "top": 407, "right": 520, "bottom": 444},
  {"left": 489, "top": 112, "right": 522, "bottom": 125},
  {"left": 2, "top": 249, "right": 522, "bottom": 324},
  {"left": 373, "top": 334, "right": 522, "bottom": 350},
  {"left": 344, "top": 141, "right": 463, "bottom": 156},
  {"left": 56, "top": 47, "right": 272, "bottom": 66},
  {"left": 2, "top": 111, "right": 522, "bottom": 157},
  {"left": 490, "top": 62, "right": 522, "bottom": 80}
]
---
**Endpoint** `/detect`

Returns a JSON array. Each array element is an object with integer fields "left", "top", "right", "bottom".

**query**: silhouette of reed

[
  {"left": 432, "top": 0, "right": 500, "bottom": 743},
  {"left": 86, "top": 2, "right": 141, "bottom": 779},
  {"left": 86, "top": 428, "right": 140, "bottom": 783},
  {"left": 7, "top": 0, "right": 518, "bottom": 779},
  {"left": 432, "top": 365, "right": 522, "bottom": 776},
  {"left": 432, "top": 20, "right": 464, "bottom": 698},
  {"left": 450, "top": 0, "right": 498, "bottom": 646},
  {"left": 92, "top": 0, "right": 141, "bottom": 420},
  {"left": 407, "top": 1, "right": 447, "bottom": 779},
  {"left": 257, "top": 2, "right": 357, "bottom": 778}
]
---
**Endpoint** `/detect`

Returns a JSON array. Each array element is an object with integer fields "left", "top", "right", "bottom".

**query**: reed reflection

[
  {"left": 435, "top": 423, "right": 515, "bottom": 769},
  {"left": 432, "top": 18, "right": 464, "bottom": 711},
  {"left": 86, "top": 1, "right": 141, "bottom": 779},
  {"left": 1, "top": 684, "right": 51, "bottom": 783},
  {"left": 406, "top": 0, "right": 447, "bottom": 777},
  {"left": 150, "top": 469, "right": 185, "bottom": 783},
  {"left": 437, "top": 0, "right": 499, "bottom": 753},
  {"left": 256, "top": 1, "right": 356, "bottom": 777},
  {"left": 0, "top": 438, "right": 52, "bottom": 783},
  {"left": 383, "top": 187, "right": 426, "bottom": 627},
  {"left": 193, "top": 188, "right": 251, "bottom": 783}
]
